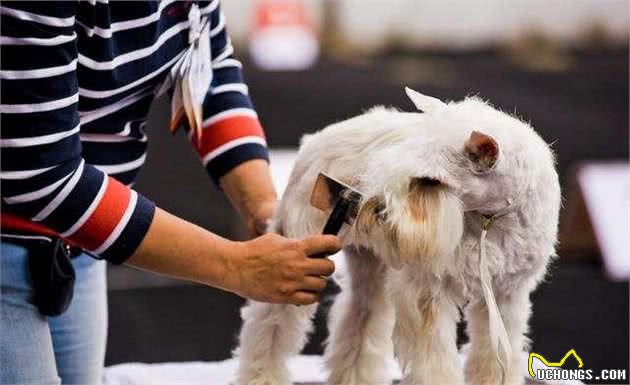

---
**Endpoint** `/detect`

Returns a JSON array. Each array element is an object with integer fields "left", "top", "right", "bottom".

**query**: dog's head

[
  {"left": 350, "top": 88, "right": 559, "bottom": 272},
  {"left": 351, "top": 132, "right": 466, "bottom": 272}
]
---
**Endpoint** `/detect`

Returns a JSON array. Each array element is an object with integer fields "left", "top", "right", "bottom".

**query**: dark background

[{"left": 106, "top": 48, "right": 629, "bottom": 384}]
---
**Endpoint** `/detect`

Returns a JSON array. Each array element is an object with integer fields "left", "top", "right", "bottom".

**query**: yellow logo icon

[{"left": 528, "top": 349, "right": 584, "bottom": 378}]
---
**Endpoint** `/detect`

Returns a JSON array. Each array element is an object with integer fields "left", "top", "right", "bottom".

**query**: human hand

[{"left": 228, "top": 233, "right": 340, "bottom": 305}]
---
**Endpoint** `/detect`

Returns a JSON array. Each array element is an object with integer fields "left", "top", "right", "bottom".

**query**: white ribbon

[
  {"left": 156, "top": 3, "right": 212, "bottom": 138},
  {"left": 477, "top": 200, "right": 514, "bottom": 385}
]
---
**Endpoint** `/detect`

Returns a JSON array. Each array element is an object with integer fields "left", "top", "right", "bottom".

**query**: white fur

[{"left": 235, "top": 89, "right": 561, "bottom": 385}]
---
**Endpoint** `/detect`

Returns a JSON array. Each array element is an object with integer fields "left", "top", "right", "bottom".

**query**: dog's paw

[
  {"left": 326, "top": 379, "right": 388, "bottom": 385},
  {"left": 236, "top": 368, "right": 291, "bottom": 385},
  {"left": 235, "top": 375, "right": 291, "bottom": 385},
  {"left": 465, "top": 362, "right": 524, "bottom": 385},
  {"left": 399, "top": 371, "right": 465, "bottom": 385},
  {"left": 326, "top": 371, "right": 392, "bottom": 385},
  {"left": 465, "top": 376, "right": 524, "bottom": 385}
]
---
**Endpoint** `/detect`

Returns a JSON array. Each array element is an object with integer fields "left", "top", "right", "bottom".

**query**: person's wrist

[{"left": 206, "top": 238, "right": 248, "bottom": 294}]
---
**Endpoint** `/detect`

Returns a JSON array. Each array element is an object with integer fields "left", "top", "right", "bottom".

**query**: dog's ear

[
  {"left": 405, "top": 87, "right": 446, "bottom": 113},
  {"left": 464, "top": 130, "right": 499, "bottom": 172}
]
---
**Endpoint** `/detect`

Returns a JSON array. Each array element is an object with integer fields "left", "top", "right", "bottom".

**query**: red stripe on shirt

[
  {"left": 194, "top": 116, "right": 265, "bottom": 157},
  {"left": 69, "top": 177, "right": 130, "bottom": 250},
  {"left": 1, "top": 212, "right": 60, "bottom": 238}
]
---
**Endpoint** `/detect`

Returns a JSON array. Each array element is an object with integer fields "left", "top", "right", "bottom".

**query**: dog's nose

[{"left": 413, "top": 177, "right": 442, "bottom": 187}]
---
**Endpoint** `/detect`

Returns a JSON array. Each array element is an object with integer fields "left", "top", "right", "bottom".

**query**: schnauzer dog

[{"left": 235, "top": 88, "right": 561, "bottom": 385}]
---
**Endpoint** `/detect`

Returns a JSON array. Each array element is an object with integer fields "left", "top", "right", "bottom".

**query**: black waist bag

[{"left": 27, "top": 237, "right": 76, "bottom": 316}]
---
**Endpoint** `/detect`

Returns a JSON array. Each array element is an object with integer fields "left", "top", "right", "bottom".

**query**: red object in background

[
  {"left": 253, "top": 0, "right": 312, "bottom": 31},
  {"left": 249, "top": 0, "right": 319, "bottom": 71}
]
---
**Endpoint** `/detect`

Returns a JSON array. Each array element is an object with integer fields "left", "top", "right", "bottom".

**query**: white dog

[{"left": 235, "top": 88, "right": 561, "bottom": 385}]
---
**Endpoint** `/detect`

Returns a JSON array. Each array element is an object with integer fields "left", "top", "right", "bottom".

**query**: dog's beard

[{"left": 354, "top": 184, "right": 463, "bottom": 273}]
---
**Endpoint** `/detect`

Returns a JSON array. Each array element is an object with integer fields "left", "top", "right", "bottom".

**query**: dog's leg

[
  {"left": 324, "top": 247, "right": 394, "bottom": 385},
  {"left": 464, "top": 289, "right": 530, "bottom": 385},
  {"left": 390, "top": 272, "right": 463, "bottom": 385},
  {"left": 236, "top": 301, "right": 318, "bottom": 385}
]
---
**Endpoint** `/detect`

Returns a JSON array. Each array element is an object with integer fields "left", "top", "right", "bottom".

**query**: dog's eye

[
  {"left": 374, "top": 204, "right": 387, "bottom": 223},
  {"left": 419, "top": 178, "right": 441, "bottom": 186}
]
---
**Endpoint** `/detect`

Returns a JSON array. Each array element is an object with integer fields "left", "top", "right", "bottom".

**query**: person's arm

[
  {"left": 0, "top": 2, "right": 339, "bottom": 305},
  {"left": 219, "top": 159, "right": 277, "bottom": 236},
  {"left": 126, "top": 207, "right": 339, "bottom": 304},
  {"left": 1, "top": 2, "right": 154, "bottom": 264},
  {"left": 187, "top": 2, "right": 277, "bottom": 235}
]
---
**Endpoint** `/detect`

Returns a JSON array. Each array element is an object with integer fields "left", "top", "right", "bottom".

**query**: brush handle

[
  {"left": 322, "top": 198, "right": 350, "bottom": 235},
  {"left": 311, "top": 198, "right": 350, "bottom": 258}
]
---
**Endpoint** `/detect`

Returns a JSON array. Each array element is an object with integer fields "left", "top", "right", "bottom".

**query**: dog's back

[{"left": 271, "top": 106, "right": 424, "bottom": 240}]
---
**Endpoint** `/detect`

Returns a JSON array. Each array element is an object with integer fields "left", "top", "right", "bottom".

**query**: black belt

[{"left": 1, "top": 234, "right": 83, "bottom": 316}]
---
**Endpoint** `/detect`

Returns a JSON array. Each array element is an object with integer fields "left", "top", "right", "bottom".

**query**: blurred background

[{"left": 106, "top": 1, "right": 629, "bottom": 383}]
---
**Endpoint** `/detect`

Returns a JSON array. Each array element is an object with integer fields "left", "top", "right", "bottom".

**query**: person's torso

[{"left": 75, "top": 0, "right": 216, "bottom": 185}]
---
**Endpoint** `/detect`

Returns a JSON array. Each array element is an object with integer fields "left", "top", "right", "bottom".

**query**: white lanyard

[{"left": 476, "top": 200, "right": 514, "bottom": 385}]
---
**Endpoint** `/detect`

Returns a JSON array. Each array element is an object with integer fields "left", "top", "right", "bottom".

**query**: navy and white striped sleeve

[
  {"left": 0, "top": 2, "right": 155, "bottom": 264},
  {"left": 189, "top": 0, "right": 269, "bottom": 184}
]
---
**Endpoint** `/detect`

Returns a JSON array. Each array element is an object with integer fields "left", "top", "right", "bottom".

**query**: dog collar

[{"left": 480, "top": 199, "right": 514, "bottom": 230}]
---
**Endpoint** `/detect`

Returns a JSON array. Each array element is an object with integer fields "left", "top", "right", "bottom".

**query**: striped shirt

[{"left": 0, "top": 1, "right": 268, "bottom": 263}]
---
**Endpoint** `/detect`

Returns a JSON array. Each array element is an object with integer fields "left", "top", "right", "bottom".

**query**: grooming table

[{"left": 103, "top": 354, "right": 582, "bottom": 385}]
